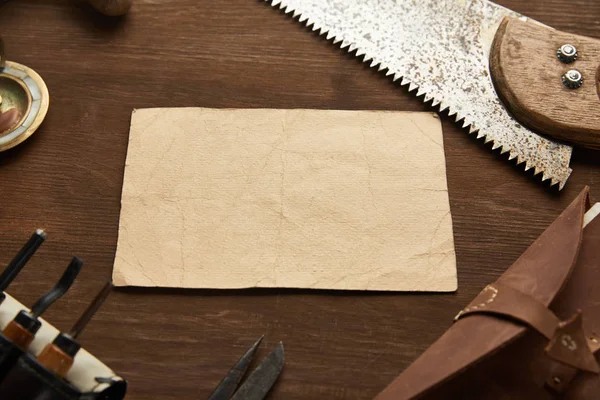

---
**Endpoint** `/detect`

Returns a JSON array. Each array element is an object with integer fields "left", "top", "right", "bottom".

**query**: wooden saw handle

[{"left": 490, "top": 17, "right": 600, "bottom": 149}]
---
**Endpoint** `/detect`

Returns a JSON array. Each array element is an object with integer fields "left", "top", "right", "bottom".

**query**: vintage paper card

[{"left": 113, "top": 108, "right": 457, "bottom": 291}]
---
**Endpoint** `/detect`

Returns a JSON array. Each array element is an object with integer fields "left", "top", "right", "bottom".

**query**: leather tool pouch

[
  {"left": 0, "top": 354, "right": 81, "bottom": 400},
  {"left": 377, "top": 187, "right": 600, "bottom": 399},
  {"left": 0, "top": 295, "right": 126, "bottom": 400},
  {"left": 0, "top": 353, "right": 126, "bottom": 400},
  {"left": 0, "top": 334, "right": 23, "bottom": 381}
]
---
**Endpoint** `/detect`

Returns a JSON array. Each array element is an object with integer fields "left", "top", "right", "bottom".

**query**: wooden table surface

[{"left": 0, "top": 1, "right": 599, "bottom": 399}]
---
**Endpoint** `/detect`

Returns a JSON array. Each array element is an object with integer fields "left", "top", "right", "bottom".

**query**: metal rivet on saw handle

[
  {"left": 562, "top": 69, "right": 583, "bottom": 89},
  {"left": 557, "top": 44, "right": 578, "bottom": 64}
]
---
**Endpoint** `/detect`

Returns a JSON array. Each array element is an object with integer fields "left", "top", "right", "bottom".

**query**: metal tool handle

[
  {"left": 0, "top": 229, "right": 46, "bottom": 293},
  {"left": 30, "top": 257, "right": 83, "bottom": 318}
]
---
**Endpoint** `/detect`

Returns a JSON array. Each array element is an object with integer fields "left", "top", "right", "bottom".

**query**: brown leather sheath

[{"left": 376, "top": 187, "right": 600, "bottom": 399}]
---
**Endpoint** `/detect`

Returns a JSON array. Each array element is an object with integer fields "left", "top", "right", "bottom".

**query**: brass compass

[{"left": 0, "top": 36, "right": 49, "bottom": 152}]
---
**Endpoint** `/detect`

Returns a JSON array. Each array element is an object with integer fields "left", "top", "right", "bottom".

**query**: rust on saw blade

[{"left": 265, "top": 0, "right": 573, "bottom": 189}]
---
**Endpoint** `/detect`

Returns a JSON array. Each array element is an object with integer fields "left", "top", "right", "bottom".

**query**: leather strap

[
  {"left": 546, "top": 337, "right": 600, "bottom": 392},
  {"left": 545, "top": 312, "right": 600, "bottom": 373},
  {"left": 456, "top": 281, "right": 600, "bottom": 392},
  {"left": 455, "top": 282, "right": 559, "bottom": 339},
  {"left": 375, "top": 190, "right": 593, "bottom": 400}
]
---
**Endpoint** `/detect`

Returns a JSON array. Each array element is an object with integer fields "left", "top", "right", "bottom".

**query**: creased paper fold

[{"left": 113, "top": 108, "right": 457, "bottom": 291}]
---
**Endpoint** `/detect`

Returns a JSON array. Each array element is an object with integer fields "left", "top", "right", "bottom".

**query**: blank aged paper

[{"left": 113, "top": 108, "right": 457, "bottom": 291}]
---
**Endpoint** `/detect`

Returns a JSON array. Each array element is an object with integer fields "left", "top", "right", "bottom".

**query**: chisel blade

[{"left": 230, "top": 342, "right": 284, "bottom": 400}]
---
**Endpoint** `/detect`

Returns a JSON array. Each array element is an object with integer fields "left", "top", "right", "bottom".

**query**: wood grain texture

[
  {"left": 85, "top": 0, "right": 132, "bottom": 16},
  {"left": 0, "top": 1, "right": 599, "bottom": 399},
  {"left": 490, "top": 17, "right": 600, "bottom": 149}
]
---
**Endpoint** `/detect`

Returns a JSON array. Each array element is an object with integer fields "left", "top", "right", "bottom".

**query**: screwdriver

[
  {"left": 37, "top": 282, "right": 113, "bottom": 378},
  {"left": 2, "top": 257, "right": 83, "bottom": 350},
  {"left": 0, "top": 230, "right": 46, "bottom": 304}
]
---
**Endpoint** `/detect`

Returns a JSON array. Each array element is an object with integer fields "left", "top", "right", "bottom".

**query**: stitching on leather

[{"left": 454, "top": 285, "right": 498, "bottom": 320}]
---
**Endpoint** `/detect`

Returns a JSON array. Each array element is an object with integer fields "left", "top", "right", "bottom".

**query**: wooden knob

[
  {"left": 37, "top": 343, "right": 74, "bottom": 379},
  {"left": 2, "top": 320, "right": 35, "bottom": 350},
  {"left": 490, "top": 17, "right": 600, "bottom": 149}
]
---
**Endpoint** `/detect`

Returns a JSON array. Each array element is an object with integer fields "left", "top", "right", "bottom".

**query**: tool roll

[{"left": 0, "top": 293, "right": 126, "bottom": 399}]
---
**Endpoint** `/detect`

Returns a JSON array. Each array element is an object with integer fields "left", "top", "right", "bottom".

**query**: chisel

[
  {"left": 2, "top": 257, "right": 83, "bottom": 350},
  {"left": 0, "top": 230, "right": 46, "bottom": 304},
  {"left": 37, "top": 282, "right": 113, "bottom": 378}
]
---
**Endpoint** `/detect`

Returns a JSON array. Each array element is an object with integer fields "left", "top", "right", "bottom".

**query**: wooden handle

[
  {"left": 490, "top": 17, "right": 600, "bottom": 149},
  {"left": 37, "top": 343, "right": 74, "bottom": 379},
  {"left": 2, "top": 320, "right": 34, "bottom": 350}
]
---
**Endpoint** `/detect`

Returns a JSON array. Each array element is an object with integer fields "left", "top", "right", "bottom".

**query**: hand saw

[{"left": 263, "top": 0, "right": 600, "bottom": 189}]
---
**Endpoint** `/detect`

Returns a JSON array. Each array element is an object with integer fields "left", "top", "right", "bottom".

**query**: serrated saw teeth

[{"left": 264, "top": 0, "right": 573, "bottom": 189}]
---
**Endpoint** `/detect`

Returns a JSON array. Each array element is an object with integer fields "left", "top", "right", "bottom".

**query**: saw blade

[{"left": 264, "top": 0, "right": 573, "bottom": 189}]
